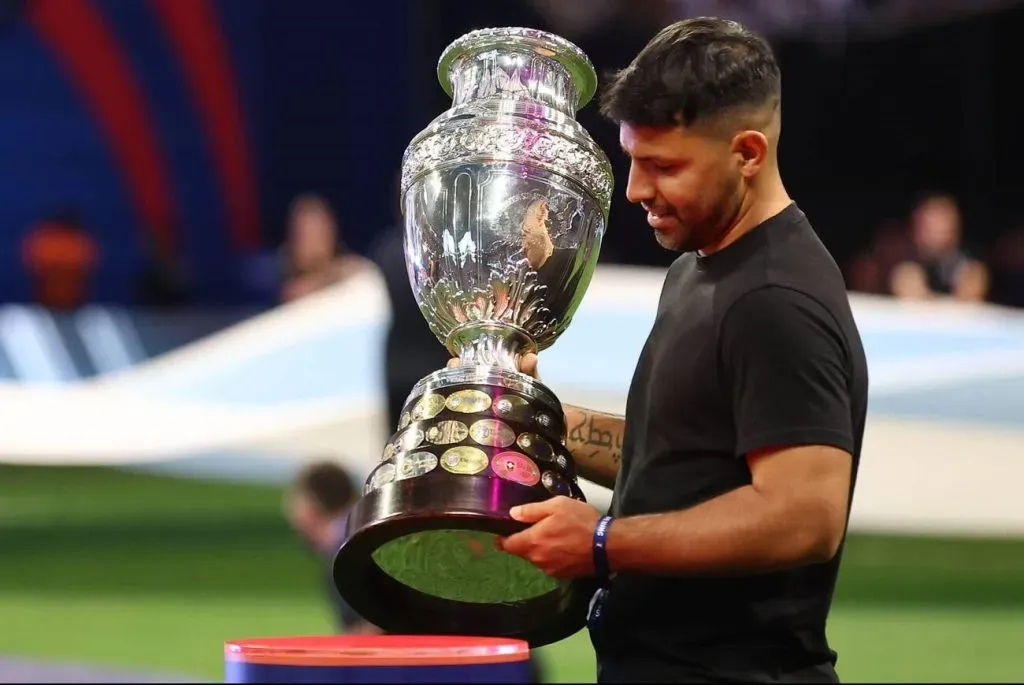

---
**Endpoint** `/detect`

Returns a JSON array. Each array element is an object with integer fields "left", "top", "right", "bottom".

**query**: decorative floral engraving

[{"left": 403, "top": 122, "right": 613, "bottom": 210}]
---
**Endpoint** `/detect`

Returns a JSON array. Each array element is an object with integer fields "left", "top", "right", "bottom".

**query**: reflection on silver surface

[
  {"left": 541, "top": 470, "right": 571, "bottom": 496},
  {"left": 401, "top": 27, "right": 613, "bottom": 371},
  {"left": 395, "top": 451, "right": 439, "bottom": 481},
  {"left": 446, "top": 388, "right": 493, "bottom": 414},
  {"left": 366, "top": 462, "right": 397, "bottom": 494},
  {"left": 426, "top": 420, "right": 470, "bottom": 445},
  {"left": 396, "top": 427, "right": 425, "bottom": 453},
  {"left": 411, "top": 393, "right": 446, "bottom": 421},
  {"left": 440, "top": 445, "right": 490, "bottom": 475},
  {"left": 406, "top": 365, "right": 560, "bottom": 417},
  {"left": 469, "top": 419, "right": 517, "bottom": 448},
  {"left": 517, "top": 432, "right": 555, "bottom": 462}
]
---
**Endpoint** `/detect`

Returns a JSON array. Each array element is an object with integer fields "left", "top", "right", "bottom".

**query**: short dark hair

[
  {"left": 600, "top": 17, "right": 782, "bottom": 129},
  {"left": 288, "top": 192, "right": 333, "bottom": 218},
  {"left": 291, "top": 459, "right": 356, "bottom": 513}
]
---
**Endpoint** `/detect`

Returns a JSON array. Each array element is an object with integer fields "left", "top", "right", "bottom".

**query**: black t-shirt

[{"left": 593, "top": 203, "right": 869, "bottom": 683}]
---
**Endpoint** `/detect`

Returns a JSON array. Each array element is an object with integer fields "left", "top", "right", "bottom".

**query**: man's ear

[{"left": 731, "top": 130, "right": 769, "bottom": 178}]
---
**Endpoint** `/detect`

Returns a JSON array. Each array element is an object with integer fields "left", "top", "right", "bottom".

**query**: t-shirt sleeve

[{"left": 719, "top": 286, "right": 855, "bottom": 458}]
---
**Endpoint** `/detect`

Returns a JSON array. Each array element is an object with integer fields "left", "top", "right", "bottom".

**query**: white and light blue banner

[{"left": 1, "top": 266, "right": 1022, "bottom": 536}]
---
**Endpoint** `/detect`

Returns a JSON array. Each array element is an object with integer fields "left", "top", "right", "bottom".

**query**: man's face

[
  {"left": 290, "top": 206, "right": 337, "bottom": 266},
  {"left": 619, "top": 122, "right": 744, "bottom": 253},
  {"left": 912, "top": 197, "right": 961, "bottom": 259},
  {"left": 285, "top": 492, "right": 329, "bottom": 552}
]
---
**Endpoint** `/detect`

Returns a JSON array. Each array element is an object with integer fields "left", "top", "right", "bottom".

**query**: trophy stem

[{"left": 447, "top": 322, "right": 536, "bottom": 372}]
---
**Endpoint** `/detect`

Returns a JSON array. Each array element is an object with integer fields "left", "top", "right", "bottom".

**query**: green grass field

[{"left": 2, "top": 464, "right": 1023, "bottom": 682}]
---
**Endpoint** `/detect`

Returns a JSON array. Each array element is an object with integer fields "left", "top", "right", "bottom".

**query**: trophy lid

[{"left": 437, "top": 27, "right": 599, "bottom": 111}]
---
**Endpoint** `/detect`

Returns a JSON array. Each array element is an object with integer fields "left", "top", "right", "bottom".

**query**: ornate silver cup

[{"left": 333, "top": 27, "right": 613, "bottom": 647}]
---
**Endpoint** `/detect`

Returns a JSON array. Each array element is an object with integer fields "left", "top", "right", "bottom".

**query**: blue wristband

[{"left": 593, "top": 515, "right": 613, "bottom": 584}]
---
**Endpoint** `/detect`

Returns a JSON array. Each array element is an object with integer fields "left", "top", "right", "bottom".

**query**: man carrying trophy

[
  {"left": 479, "top": 16, "right": 869, "bottom": 684},
  {"left": 333, "top": 15, "right": 866, "bottom": 685}
]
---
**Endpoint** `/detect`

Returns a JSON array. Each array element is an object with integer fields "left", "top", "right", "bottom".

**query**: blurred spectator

[
  {"left": 280, "top": 193, "right": 373, "bottom": 303},
  {"left": 136, "top": 227, "right": 192, "bottom": 308},
  {"left": 527, "top": 0, "right": 626, "bottom": 38},
  {"left": 22, "top": 206, "right": 99, "bottom": 311},
  {"left": 284, "top": 459, "right": 381, "bottom": 635},
  {"left": 847, "top": 219, "right": 913, "bottom": 295},
  {"left": 988, "top": 225, "right": 1024, "bottom": 309},
  {"left": 370, "top": 174, "right": 451, "bottom": 434},
  {"left": 890, "top": 193, "right": 990, "bottom": 302},
  {"left": 372, "top": 224, "right": 451, "bottom": 432}
]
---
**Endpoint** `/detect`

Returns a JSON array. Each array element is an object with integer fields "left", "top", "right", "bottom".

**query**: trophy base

[{"left": 333, "top": 365, "right": 595, "bottom": 648}]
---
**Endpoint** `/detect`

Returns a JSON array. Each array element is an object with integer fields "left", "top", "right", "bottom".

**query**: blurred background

[{"left": 1, "top": 0, "right": 1023, "bottom": 682}]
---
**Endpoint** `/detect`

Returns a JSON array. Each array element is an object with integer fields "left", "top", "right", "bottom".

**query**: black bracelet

[{"left": 593, "top": 515, "right": 613, "bottom": 585}]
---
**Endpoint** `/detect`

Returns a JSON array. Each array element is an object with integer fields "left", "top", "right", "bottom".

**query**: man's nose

[{"left": 624, "top": 164, "right": 654, "bottom": 205}]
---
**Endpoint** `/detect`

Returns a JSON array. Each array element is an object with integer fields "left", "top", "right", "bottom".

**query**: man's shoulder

[
  {"left": 761, "top": 211, "right": 836, "bottom": 269},
  {"left": 770, "top": 213, "right": 845, "bottom": 288},
  {"left": 654, "top": 206, "right": 847, "bottom": 320},
  {"left": 720, "top": 285, "right": 843, "bottom": 343},
  {"left": 726, "top": 218, "right": 848, "bottom": 319}
]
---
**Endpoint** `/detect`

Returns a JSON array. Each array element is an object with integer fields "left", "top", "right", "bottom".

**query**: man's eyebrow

[
  {"left": 619, "top": 144, "right": 651, "bottom": 161},
  {"left": 624, "top": 150, "right": 684, "bottom": 165}
]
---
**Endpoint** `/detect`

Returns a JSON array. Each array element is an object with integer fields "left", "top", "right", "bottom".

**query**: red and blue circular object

[{"left": 224, "top": 635, "right": 534, "bottom": 683}]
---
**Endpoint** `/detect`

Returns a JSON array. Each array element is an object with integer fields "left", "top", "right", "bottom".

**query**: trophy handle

[{"left": 446, "top": 321, "right": 536, "bottom": 371}]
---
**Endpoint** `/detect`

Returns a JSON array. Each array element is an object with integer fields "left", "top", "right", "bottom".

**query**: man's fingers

[
  {"left": 509, "top": 499, "right": 555, "bottom": 523},
  {"left": 519, "top": 352, "right": 539, "bottom": 379},
  {"left": 499, "top": 529, "right": 530, "bottom": 557},
  {"left": 447, "top": 357, "right": 462, "bottom": 369}
]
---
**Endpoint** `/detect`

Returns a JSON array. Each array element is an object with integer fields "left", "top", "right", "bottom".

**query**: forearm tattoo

[{"left": 568, "top": 410, "right": 623, "bottom": 465}]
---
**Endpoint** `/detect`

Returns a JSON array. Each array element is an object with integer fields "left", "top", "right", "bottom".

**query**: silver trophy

[{"left": 333, "top": 27, "right": 613, "bottom": 647}]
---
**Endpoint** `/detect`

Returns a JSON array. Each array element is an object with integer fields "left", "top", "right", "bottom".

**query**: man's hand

[
  {"left": 889, "top": 261, "right": 933, "bottom": 300},
  {"left": 518, "top": 352, "right": 539, "bottom": 379},
  {"left": 497, "top": 496, "right": 603, "bottom": 579}
]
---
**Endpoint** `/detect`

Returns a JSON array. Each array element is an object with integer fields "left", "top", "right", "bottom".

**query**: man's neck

[{"left": 700, "top": 181, "right": 792, "bottom": 257}]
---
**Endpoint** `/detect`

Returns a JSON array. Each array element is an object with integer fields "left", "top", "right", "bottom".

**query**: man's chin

[{"left": 653, "top": 226, "right": 690, "bottom": 253}]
